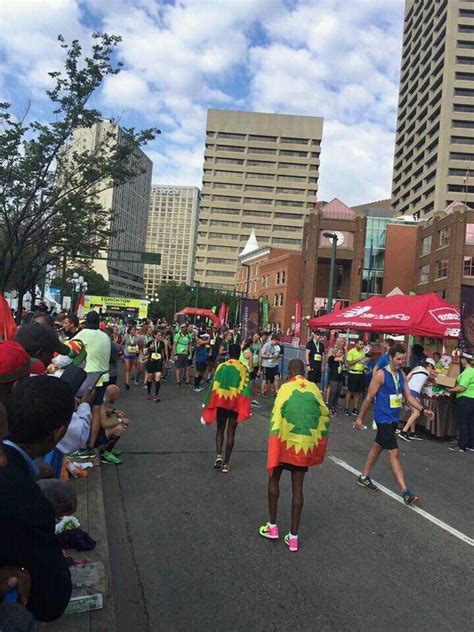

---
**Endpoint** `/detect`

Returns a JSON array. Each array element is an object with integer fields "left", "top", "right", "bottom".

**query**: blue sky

[{"left": 0, "top": 0, "right": 405, "bottom": 205}]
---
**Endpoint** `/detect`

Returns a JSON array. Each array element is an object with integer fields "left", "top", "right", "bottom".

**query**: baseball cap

[
  {"left": 462, "top": 351, "right": 474, "bottom": 360},
  {"left": 14, "top": 323, "right": 70, "bottom": 356},
  {"left": 0, "top": 340, "right": 31, "bottom": 383},
  {"left": 425, "top": 358, "right": 436, "bottom": 368}
]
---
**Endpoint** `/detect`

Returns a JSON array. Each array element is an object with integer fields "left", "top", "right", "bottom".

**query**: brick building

[
  {"left": 416, "top": 201, "right": 474, "bottom": 305},
  {"left": 236, "top": 232, "right": 302, "bottom": 332}
]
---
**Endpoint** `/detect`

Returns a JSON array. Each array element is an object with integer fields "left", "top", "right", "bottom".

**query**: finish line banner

[
  {"left": 241, "top": 299, "right": 259, "bottom": 339},
  {"left": 460, "top": 285, "right": 474, "bottom": 355}
]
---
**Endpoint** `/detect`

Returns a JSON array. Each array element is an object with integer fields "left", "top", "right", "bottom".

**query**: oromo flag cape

[
  {"left": 201, "top": 359, "right": 251, "bottom": 425},
  {"left": 267, "top": 377, "right": 330, "bottom": 475}
]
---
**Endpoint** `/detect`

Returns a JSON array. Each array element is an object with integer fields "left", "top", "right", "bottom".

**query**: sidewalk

[{"left": 41, "top": 462, "right": 116, "bottom": 632}]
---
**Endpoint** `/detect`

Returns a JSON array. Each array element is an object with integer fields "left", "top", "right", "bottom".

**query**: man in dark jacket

[{"left": 0, "top": 376, "right": 74, "bottom": 622}]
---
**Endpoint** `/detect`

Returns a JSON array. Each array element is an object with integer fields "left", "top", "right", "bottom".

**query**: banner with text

[
  {"left": 460, "top": 285, "right": 474, "bottom": 354},
  {"left": 241, "top": 299, "right": 260, "bottom": 339}
]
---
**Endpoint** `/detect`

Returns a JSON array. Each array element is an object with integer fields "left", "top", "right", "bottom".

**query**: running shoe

[
  {"left": 124, "top": 383, "right": 130, "bottom": 391},
  {"left": 466, "top": 447, "right": 474, "bottom": 452},
  {"left": 284, "top": 534, "right": 299, "bottom": 552},
  {"left": 251, "top": 400, "right": 263, "bottom": 409},
  {"left": 111, "top": 448, "right": 122, "bottom": 456},
  {"left": 258, "top": 522, "right": 279, "bottom": 540},
  {"left": 221, "top": 463, "right": 230, "bottom": 473},
  {"left": 448, "top": 445, "right": 466, "bottom": 452},
  {"left": 330, "top": 408, "right": 337, "bottom": 417},
  {"left": 344, "top": 408, "right": 351, "bottom": 416},
  {"left": 409, "top": 433, "right": 424, "bottom": 441},
  {"left": 68, "top": 449, "right": 96, "bottom": 460},
  {"left": 402, "top": 489, "right": 419, "bottom": 505},
  {"left": 193, "top": 386, "right": 203, "bottom": 392},
  {"left": 100, "top": 452, "right": 123, "bottom": 465},
  {"left": 154, "top": 396, "right": 161, "bottom": 402},
  {"left": 399, "top": 431, "right": 412, "bottom": 442},
  {"left": 357, "top": 474, "right": 378, "bottom": 490},
  {"left": 261, "top": 393, "right": 269, "bottom": 399},
  {"left": 213, "top": 455, "right": 223, "bottom": 469},
  {"left": 352, "top": 408, "right": 360, "bottom": 416}
]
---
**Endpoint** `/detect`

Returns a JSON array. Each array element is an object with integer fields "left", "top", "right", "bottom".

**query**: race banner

[
  {"left": 294, "top": 298, "right": 302, "bottom": 338},
  {"left": 460, "top": 285, "right": 474, "bottom": 354},
  {"left": 261, "top": 295, "right": 269, "bottom": 330},
  {"left": 241, "top": 299, "right": 259, "bottom": 339}
]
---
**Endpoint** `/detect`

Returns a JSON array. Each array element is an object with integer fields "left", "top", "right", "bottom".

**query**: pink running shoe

[
  {"left": 154, "top": 396, "right": 161, "bottom": 402},
  {"left": 284, "top": 534, "right": 299, "bottom": 552},
  {"left": 258, "top": 522, "right": 279, "bottom": 539}
]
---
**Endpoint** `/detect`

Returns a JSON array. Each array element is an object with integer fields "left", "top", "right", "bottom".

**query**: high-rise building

[
  {"left": 195, "top": 108, "right": 323, "bottom": 291},
  {"left": 392, "top": 0, "right": 474, "bottom": 221},
  {"left": 69, "top": 121, "right": 152, "bottom": 298},
  {"left": 144, "top": 185, "right": 200, "bottom": 292}
]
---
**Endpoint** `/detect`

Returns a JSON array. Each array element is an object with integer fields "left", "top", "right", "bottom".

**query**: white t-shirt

[
  {"left": 408, "top": 367, "right": 430, "bottom": 394},
  {"left": 261, "top": 341, "right": 280, "bottom": 368}
]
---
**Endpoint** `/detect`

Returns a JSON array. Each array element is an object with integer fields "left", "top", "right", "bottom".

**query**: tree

[
  {"left": 50, "top": 266, "right": 110, "bottom": 297},
  {"left": 0, "top": 33, "right": 159, "bottom": 319},
  {"left": 147, "top": 282, "right": 240, "bottom": 323}
]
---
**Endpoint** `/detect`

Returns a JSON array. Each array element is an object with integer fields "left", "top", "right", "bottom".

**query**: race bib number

[
  {"left": 151, "top": 352, "right": 161, "bottom": 360},
  {"left": 314, "top": 353, "right": 322, "bottom": 362},
  {"left": 389, "top": 394, "right": 403, "bottom": 408},
  {"left": 127, "top": 346, "right": 138, "bottom": 354}
]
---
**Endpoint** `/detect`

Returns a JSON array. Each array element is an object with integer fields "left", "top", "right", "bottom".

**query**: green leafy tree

[
  {"left": 50, "top": 266, "right": 110, "bottom": 297},
  {"left": 0, "top": 33, "right": 159, "bottom": 319}
]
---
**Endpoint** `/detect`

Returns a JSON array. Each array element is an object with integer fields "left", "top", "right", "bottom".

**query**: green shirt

[
  {"left": 347, "top": 348, "right": 366, "bottom": 373},
  {"left": 456, "top": 366, "right": 474, "bottom": 398},
  {"left": 174, "top": 332, "right": 192, "bottom": 355},
  {"left": 72, "top": 328, "right": 110, "bottom": 385}
]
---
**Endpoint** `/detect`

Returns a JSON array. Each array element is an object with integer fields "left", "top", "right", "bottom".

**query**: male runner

[
  {"left": 259, "top": 359, "right": 330, "bottom": 552},
  {"left": 354, "top": 343, "right": 433, "bottom": 505},
  {"left": 201, "top": 344, "right": 251, "bottom": 473},
  {"left": 305, "top": 330, "right": 324, "bottom": 385},
  {"left": 173, "top": 323, "right": 192, "bottom": 386}
]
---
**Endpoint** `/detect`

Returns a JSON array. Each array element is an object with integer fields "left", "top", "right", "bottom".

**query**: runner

[
  {"left": 145, "top": 330, "right": 167, "bottom": 402},
  {"left": 344, "top": 338, "right": 367, "bottom": 416},
  {"left": 186, "top": 323, "right": 196, "bottom": 386},
  {"left": 261, "top": 334, "right": 281, "bottom": 398},
  {"left": 216, "top": 331, "right": 232, "bottom": 365},
  {"left": 305, "top": 330, "right": 324, "bottom": 385},
  {"left": 193, "top": 331, "right": 208, "bottom": 393},
  {"left": 201, "top": 343, "right": 251, "bottom": 473},
  {"left": 249, "top": 333, "right": 263, "bottom": 408},
  {"left": 258, "top": 358, "right": 330, "bottom": 552},
  {"left": 173, "top": 323, "right": 192, "bottom": 386},
  {"left": 399, "top": 358, "right": 436, "bottom": 441},
  {"left": 354, "top": 343, "right": 434, "bottom": 505},
  {"left": 122, "top": 325, "right": 139, "bottom": 390}
]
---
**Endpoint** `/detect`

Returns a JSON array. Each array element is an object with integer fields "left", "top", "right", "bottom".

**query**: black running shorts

[
  {"left": 375, "top": 422, "right": 398, "bottom": 450},
  {"left": 348, "top": 372, "right": 365, "bottom": 393}
]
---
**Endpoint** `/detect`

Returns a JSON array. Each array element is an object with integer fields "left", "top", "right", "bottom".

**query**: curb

[{"left": 43, "top": 463, "right": 116, "bottom": 631}]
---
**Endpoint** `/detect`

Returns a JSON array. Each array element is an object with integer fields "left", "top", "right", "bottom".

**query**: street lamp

[
  {"left": 322, "top": 232, "right": 338, "bottom": 313},
  {"left": 66, "top": 272, "right": 87, "bottom": 312}
]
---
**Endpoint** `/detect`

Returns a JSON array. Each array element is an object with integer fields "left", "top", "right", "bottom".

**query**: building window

[
  {"left": 281, "top": 271, "right": 286, "bottom": 284},
  {"left": 466, "top": 224, "right": 474, "bottom": 244},
  {"left": 419, "top": 265, "right": 430, "bottom": 284},
  {"left": 464, "top": 256, "right": 474, "bottom": 277},
  {"left": 436, "top": 259, "right": 448, "bottom": 279},
  {"left": 273, "top": 293, "right": 284, "bottom": 307},
  {"left": 421, "top": 236, "right": 432, "bottom": 255},
  {"left": 439, "top": 227, "right": 450, "bottom": 247},
  {"left": 276, "top": 272, "right": 281, "bottom": 284}
]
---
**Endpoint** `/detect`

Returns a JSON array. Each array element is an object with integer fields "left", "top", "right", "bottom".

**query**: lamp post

[
  {"left": 145, "top": 292, "right": 159, "bottom": 318},
  {"left": 66, "top": 272, "right": 87, "bottom": 313},
  {"left": 323, "top": 232, "right": 338, "bottom": 313}
]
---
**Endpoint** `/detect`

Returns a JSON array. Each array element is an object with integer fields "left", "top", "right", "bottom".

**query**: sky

[{"left": 0, "top": 0, "right": 405, "bottom": 206}]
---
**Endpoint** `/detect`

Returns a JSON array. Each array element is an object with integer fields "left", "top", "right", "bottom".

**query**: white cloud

[{"left": 0, "top": 0, "right": 405, "bottom": 204}]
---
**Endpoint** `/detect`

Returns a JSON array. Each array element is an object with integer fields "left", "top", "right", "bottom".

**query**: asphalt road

[{"left": 102, "top": 374, "right": 474, "bottom": 632}]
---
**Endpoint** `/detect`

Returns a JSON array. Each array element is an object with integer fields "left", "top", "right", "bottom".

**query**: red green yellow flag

[
  {"left": 201, "top": 359, "right": 252, "bottom": 425},
  {"left": 267, "top": 376, "right": 330, "bottom": 475}
]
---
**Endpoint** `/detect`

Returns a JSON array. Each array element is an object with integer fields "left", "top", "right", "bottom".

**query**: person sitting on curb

[
  {"left": 95, "top": 384, "right": 129, "bottom": 465},
  {"left": 0, "top": 376, "right": 74, "bottom": 622}
]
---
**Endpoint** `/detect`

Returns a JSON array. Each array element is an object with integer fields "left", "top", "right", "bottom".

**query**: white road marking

[{"left": 328, "top": 455, "right": 474, "bottom": 547}]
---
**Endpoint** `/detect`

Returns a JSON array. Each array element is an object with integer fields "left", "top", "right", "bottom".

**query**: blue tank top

[{"left": 374, "top": 367, "right": 405, "bottom": 424}]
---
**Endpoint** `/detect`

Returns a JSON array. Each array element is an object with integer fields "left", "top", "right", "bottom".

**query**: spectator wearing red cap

[{"left": 0, "top": 341, "right": 31, "bottom": 468}]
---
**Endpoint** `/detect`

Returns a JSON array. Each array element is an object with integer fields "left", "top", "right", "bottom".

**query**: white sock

[
  {"left": 289, "top": 532, "right": 298, "bottom": 540},
  {"left": 268, "top": 522, "right": 277, "bottom": 529}
]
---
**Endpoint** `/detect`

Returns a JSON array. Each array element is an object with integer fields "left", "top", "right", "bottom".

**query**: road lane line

[{"left": 328, "top": 455, "right": 474, "bottom": 547}]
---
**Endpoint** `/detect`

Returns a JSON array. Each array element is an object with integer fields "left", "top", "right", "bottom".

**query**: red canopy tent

[
  {"left": 308, "top": 293, "right": 460, "bottom": 339},
  {"left": 175, "top": 307, "right": 220, "bottom": 327}
]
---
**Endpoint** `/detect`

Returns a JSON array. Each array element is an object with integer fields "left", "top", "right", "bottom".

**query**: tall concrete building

[
  {"left": 392, "top": 0, "right": 474, "bottom": 221},
  {"left": 195, "top": 108, "right": 323, "bottom": 291},
  {"left": 144, "top": 185, "right": 200, "bottom": 292},
  {"left": 69, "top": 121, "right": 153, "bottom": 298}
]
